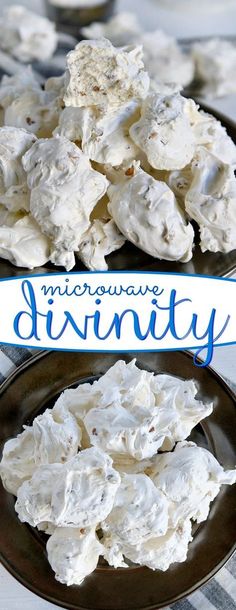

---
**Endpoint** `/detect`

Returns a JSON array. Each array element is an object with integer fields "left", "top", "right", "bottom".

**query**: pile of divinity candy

[
  {"left": 0, "top": 30, "right": 235, "bottom": 271},
  {"left": 1, "top": 360, "right": 236, "bottom": 586}
]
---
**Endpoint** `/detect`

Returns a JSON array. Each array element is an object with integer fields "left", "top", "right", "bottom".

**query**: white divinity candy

[
  {"left": 52, "top": 358, "right": 163, "bottom": 428},
  {"left": 83, "top": 401, "right": 178, "bottom": 461},
  {"left": 168, "top": 106, "right": 236, "bottom": 206},
  {"left": 0, "top": 428, "right": 36, "bottom": 496},
  {"left": 102, "top": 473, "right": 168, "bottom": 547},
  {"left": 0, "top": 5, "right": 58, "bottom": 63},
  {"left": 185, "top": 148, "right": 236, "bottom": 254},
  {"left": 55, "top": 101, "right": 139, "bottom": 166},
  {"left": 15, "top": 447, "right": 120, "bottom": 529},
  {"left": 1, "top": 360, "right": 235, "bottom": 585},
  {"left": 130, "top": 93, "right": 195, "bottom": 170},
  {"left": 22, "top": 136, "right": 108, "bottom": 271},
  {"left": 81, "top": 19, "right": 194, "bottom": 88},
  {"left": 3, "top": 74, "right": 65, "bottom": 139},
  {"left": 47, "top": 527, "right": 103, "bottom": 586},
  {"left": 0, "top": 127, "right": 36, "bottom": 213},
  {"left": 64, "top": 38, "right": 149, "bottom": 109},
  {"left": 139, "top": 30, "right": 194, "bottom": 89},
  {"left": 149, "top": 373, "right": 214, "bottom": 450},
  {"left": 114, "top": 520, "right": 193, "bottom": 572},
  {"left": 55, "top": 360, "right": 213, "bottom": 460},
  {"left": 81, "top": 12, "right": 142, "bottom": 47},
  {"left": 4, "top": 89, "right": 61, "bottom": 139},
  {"left": 168, "top": 165, "right": 192, "bottom": 211},
  {"left": 0, "top": 215, "right": 50, "bottom": 269},
  {"left": 78, "top": 219, "right": 125, "bottom": 271},
  {"left": 32, "top": 408, "right": 81, "bottom": 466},
  {"left": 53, "top": 380, "right": 104, "bottom": 428},
  {"left": 0, "top": 206, "right": 25, "bottom": 227},
  {"left": 0, "top": 67, "right": 41, "bottom": 110},
  {"left": 44, "top": 74, "right": 66, "bottom": 100},
  {"left": 0, "top": 408, "right": 80, "bottom": 496},
  {"left": 150, "top": 441, "right": 236, "bottom": 527},
  {"left": 191, "top": 109, "right": 236, "bottom": 167},
  {"left": 108, "top": 166, "right": 194, "bottom": 263},
  {"left": 192, "top": 38, "right": 236, "bottom": 98}
]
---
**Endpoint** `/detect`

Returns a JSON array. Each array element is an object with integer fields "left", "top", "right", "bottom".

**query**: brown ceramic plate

[
  {"left": 0, "top": 108, "right": 235, "bottom": 280},
  {"left": 0, "top": 350, "right": 235, "bottom": 610}
]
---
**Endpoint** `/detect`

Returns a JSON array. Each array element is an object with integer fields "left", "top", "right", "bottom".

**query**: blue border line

[
  {"left": 0, "top": 271, "right": 235, "bottom": 283},
  {"left": 0, "top": 341, "right": 235, "bottom": 353}
]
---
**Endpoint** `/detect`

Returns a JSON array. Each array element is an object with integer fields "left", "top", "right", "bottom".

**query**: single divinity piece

[
  {"left": 83, "top": 401, "right": 178, "bottom": 461},
  {"left": 47, "top": 527, "right": 104, "bottom": 586},
  {"left": 0, "top": 408, "right": 81, "bottom": 495},
  {"left": 192, "top": 38, "right": 236, "bottom": 98},
  {"left": 32, "top": 409, "right": 81, "bottom": 466},
  {"left": 185, "top": 147, "right": 236, "bottom": 254},
  {"left": 0, "top": 126, "right": 36, "bottom": 213},
  {"left": 0, "top": 428, "right": 36, "bottom": 496},
  {"left": 147, "top": 373, "right": 214, "bottom": 451},
  {"left": 167, "top": 105, "right": 236, "bottom": 206},
  {"left": 78, "top": 219, "right": 125, "bottom": 271},
  {"left": 55, "top": 101, "right": 140, "bottom": 166},
  {"left": 2, "top": 74, "right": 65, "bottom": 139},
  {"left": 50, "top": 358, "right": 166, "bottom": 423},
  {"left": 108, "top": 167, "right": 194, "bottom": 263},
  {"left": 4, "top": 89, "right": 61, "bottom": 139},
  {"left": 22, "top": 136, "right": 109, "bottom": 270},
  {"left": 190, "top": 109, "right": 236, "bottom": 166},
  {"left": 0, "top": 67, "right": 41, "bottom": 111},
  {"left": 15, "top": 447, "right": 120, "bottom": 528},
  {"left": 117, "top": 520, "right": 193, "bottom": 572},
  {"left": 130, "top": 93, "right": 195, "bottom": 170},
  {"left": 0, "top": 215, "right": 50, "bottom": 269},
  {"left": 81, "top": 12, "right": 142, "bottom": 47},
  {"left": 149, "top": 441, "right": 236, "bottom": 528},
  {"left": 102, "top": 473, "right": 169, "bottom": 547},
  {"left": 64, "top": 38, "right": 149, "bottom": 109},
  {"left": 0, "top": 5, "right": 58, "bottom": 62},
  {"left": 139, "top": 30, "right": 194, "bottom": 89},
  {"left": 54, "top": 360, "right": 213, "bottom": 460}
]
